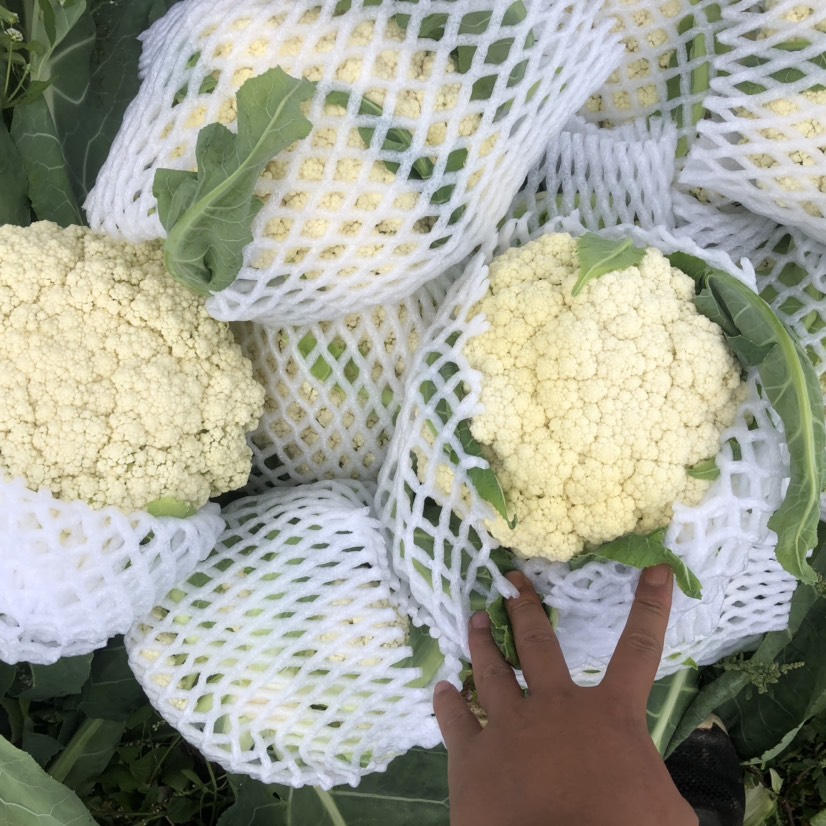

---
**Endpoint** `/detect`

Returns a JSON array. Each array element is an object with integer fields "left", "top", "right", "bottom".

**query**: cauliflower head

[
  {"left": 0, "top": 222, "right": 265, "bottom": 513},
  {"left": 91, "top": 6, "right": 489, "bottom": 281},
  {"left": 463, "top": 232, "right": 746, "bottom": 562}
]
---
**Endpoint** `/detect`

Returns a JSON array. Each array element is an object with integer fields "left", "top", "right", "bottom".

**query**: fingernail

[
  {"left": 471, "top": 610, "right": 490, "bottom": 629},
  {"left": 434, "top": 680, "right": 452, "bottom": 695},
  {"left": 643, "top": 565, "right": 671, "bottom": 587},
  {"left": 506, "top": 570, "right": 527, "bottom": 588}
]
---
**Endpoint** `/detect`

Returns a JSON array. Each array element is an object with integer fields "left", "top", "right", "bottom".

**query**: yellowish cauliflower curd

[
  {"left": 464, "top": 233, "right": 746, "bottom": 562},
  {"left": 762, "top": 0, "right": 826, "bottom": 33},
  {"left": 736, "top": 90, "right": 826, "bottom": 220},
  {"left": 582, "top": 0, "right": 685, "bottom": 125},
  {"left": 236, "top": 304, "right": 418, "bottom": 479},
  {"left": 0, "top": 222, "right": 265, "bottom": 513},
  {"left": 172, "top": 10, "right": 489, "bottom": 279}
]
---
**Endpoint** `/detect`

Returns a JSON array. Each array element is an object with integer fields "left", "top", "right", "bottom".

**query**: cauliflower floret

[
  {"left": 463, "top": 233, "right": 746, "bottom": 562},
  {"left": 0, "top": 222, "right": 265, "bottom": 512}
]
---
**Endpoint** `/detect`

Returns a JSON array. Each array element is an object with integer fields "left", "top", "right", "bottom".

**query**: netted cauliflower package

[
  {"left": 235, "top": 272, "right": 452, "bottom": 489},
  {"left": 681, "top": 0, "right": 826, "bottom": 239},
  {"left": 85, "top": 0, "right": 623, "bottom": 325},
  {"left": 0, "top": 480, "right": 223, "bottom": 665},
  {"left": 374, "top": 219, "right": 812, "bottom": 680},
  {"left": 126, "top": 481, "right": 459, "bottom": 789}
]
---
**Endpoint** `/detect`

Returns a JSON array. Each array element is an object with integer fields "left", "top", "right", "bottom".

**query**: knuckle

[
  {"left": 621, "top": 630, "right": 662, "bottom": 657},
  {"left": 478, "top": 662, "right": 515, "bottom": 682},
  {"left": 507, "top": 596, "right": 542, "bottom": 619},
  {"left": 516, "top": 628, "right": 556, "bottom": 648},
  {"left": 634, "top": 595, "right": 669, "bottom": 617},
  {"left": 441, "top": 708, "right": 470, "bottom": 732}
]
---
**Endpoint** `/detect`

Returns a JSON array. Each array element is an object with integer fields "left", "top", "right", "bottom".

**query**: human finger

[
  {"left": 433, "top": 681, "right": 481, "bottom": 750},
  {"left": 504, "top": 571, "right": 572, "bottom": 694},
  {"left": 468, "top": 610, "right": 523, "bottom": 712},
  {"left": 601, "top": 564, "right": 674, "bottom": 712}
]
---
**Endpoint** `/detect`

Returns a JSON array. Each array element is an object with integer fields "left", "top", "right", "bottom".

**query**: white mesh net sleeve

[
  {"left": 234, "top": 273, "right": 452, "bottom": 489},
  {"left": 508, "top": 115, "right": 679, "bottom": 233},
  {"left": 680, "top": 0, "right": 826, "bottom": 240},
  {"left": 125, "top": 480, "right": 460, "bottom": 789},
  {"left": 0, "top": 478, "right": 222, "bottom": 665},
  {"left": 672, "top": 189, "right": 782, "bottom": 266},
  {"left": 84, "top": 0, "right": 623, "bottom": 326},
  {"left": 577, "top": 0, "right": 726, "bottom": 151},
  {"left": 374, "top": 219, "right": 800, "bottom": 682}
]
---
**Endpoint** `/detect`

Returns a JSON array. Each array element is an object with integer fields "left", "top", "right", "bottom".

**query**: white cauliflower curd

[{"left": 463, "top": 232, "right": 746, "bottom": 561}]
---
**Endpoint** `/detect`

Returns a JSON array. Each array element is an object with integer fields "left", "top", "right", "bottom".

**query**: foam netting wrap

[
  {"left": 374, "top": 217, "right": 799, "bottom": 682},
  {"left": 234, "top": 273, "right": 452, "bottom": 490},
  {"left": 508, "top": 115, "right": 679, "bottom": 233},
  {"left": 84, "top": 0, "right": 623, "bottom": 326},
  {"left": 0, "top": 478, "right": 222, "bottom": 665},
  {"left": 125, "top": 481, "right": 460, "bottom": 789},
  {"left": 577, "top": 0, "right": 725, "bottom": 144},
  {"left": 680, "top": 0, "right": 826, "bottom": 240}
]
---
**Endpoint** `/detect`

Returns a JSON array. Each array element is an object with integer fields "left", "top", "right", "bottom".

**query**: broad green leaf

[
  {"left": 48, "top": 718, "right": 126, "bottom": 793},
  {"left": 217, "top": 775, "right": 286, "bottom": 826},
  {"left": 78, "top": 639, "right": 146, "bottom": 722},
  {"left": 9, "top": 96, "right": 83, "bottom": 225},
  {"left": 686, "top": 457, "right": 720, "bottom": 481},
  {"left": 0, "top": 734, "right": 98, "bottom": 825},
  {"left": 573, "top": 233, "right": 646, "bottom": 296},
  {"left": 56, "top": 0, "right": 184, "bottom": 201},
  {"left": 24, "top": 0, "right": 89, "bottom": 95},
  {"left": 155, "top": 67, "right": 313, "bottom": 294},
  {"left": 711, "top": 537, "right": 826, "bottom": 761},
  {"left": 0, "top": 118, "right": 30, "bottom": 224},
  {"left": 672, "top": 252, "right": 826, "bottom": 585},
  {"left": 646, "top": 669, "right": 700, "bottom": 755},
  {"left": 21, "top": 727, "right": 63, "bottom": 769},
  {"left": 221, "top": 747, "right": 450, "bottom": 826},
  {"left": 17, "top": 655, "right": 93, "bottom": 701},
  {"left": 571, "top": 529, "right": 703, "bottom": 599}
]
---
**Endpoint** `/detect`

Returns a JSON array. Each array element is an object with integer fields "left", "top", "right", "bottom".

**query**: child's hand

[{"left": 433, "top": 566, "right": 699, "bottom": 826}]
